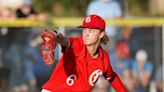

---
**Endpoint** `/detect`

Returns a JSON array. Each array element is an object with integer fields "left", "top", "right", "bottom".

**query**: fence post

[{"left": 162, "top": 26, "right": 164, "bottom": 86}]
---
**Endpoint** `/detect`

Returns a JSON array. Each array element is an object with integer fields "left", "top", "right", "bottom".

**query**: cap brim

[
  {"left": 77, "top": 26, "right": 104, "bottom": 31},
  {"left": 77, "top": 25, "right": 87, "bottom": 28},
  {"left": 77, "top": 25, "right": 98, "bottom": 29}
]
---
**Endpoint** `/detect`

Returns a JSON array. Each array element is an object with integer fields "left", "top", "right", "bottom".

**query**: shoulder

[
  {"left": 68, "top": 36, "right": 81, "bottom": 41},
  {"left": 100, "top": 48, "right": 110, "bottom": 66},
  {"left": 101, "top": 48, "right": 109, "bottom": 59},
  {"left": 66, "top": 36, "right": 84, "bottom": 53},
  {"left": 131, "top": 59, "right": 138, "bottom": 68},
  {"left": 89, "top": 0, "right": 100, "bottom": 6},
  {"left": 147, "top": 61, "right": 153, "bottom": 65},
  {"left": 145, "top": 61, "right": 153, "bottom": 69},
  {"left": 87, "top": 0, "right": 101, "bottom": 10},
  {"left": 109, "top": 0, "right": 120, "bottom": 6},
  {"left": 68, "top": 36, "right": 83, "bottom": 45}
]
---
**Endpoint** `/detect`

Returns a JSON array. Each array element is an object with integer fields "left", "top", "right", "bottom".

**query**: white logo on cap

[{"left": 85, "top": 16, "right": 91, "bottom": 23}]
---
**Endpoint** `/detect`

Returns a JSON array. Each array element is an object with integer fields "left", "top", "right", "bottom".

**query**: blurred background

[{"left": 0, "top": 0, "right": 163, "bottom": 92}]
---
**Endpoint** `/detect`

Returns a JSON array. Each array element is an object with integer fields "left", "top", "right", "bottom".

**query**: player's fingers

[
  {"left": 43, "top": 36, "right": 51, "bottom": 42},
  {"left": 41, "top": 29, "right": 55, "bottom": 39}
]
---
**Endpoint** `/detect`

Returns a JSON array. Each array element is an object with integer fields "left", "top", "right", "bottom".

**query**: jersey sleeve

[
  {"left": 61, "top": 37, "right": 83, "bottom": 54},
  {"left": 104, "top": 56, "right": 126, "bottom": 92},
  {"left": 103, "top": 56, "right": 115, "bottom": 81}
]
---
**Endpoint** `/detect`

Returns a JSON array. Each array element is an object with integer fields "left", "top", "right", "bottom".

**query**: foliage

[
  {"left": 32, "top": 0, "right": 90, "bottom": 16},
  {"left": 32, "top": 0, "right": 152, "bottom": 16},
  {"left": 126, "top": 0, "right": 149, "bottom": 16}
]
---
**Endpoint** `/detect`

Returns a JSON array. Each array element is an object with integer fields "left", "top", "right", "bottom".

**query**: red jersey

[{"left": 42, "top": 37, "right": 120, "bottom": 92}]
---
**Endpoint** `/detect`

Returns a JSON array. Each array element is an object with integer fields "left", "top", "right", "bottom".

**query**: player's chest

[
  {"left": 71, "top": 56, "right": 105, "bottom": 86},
  {"left": 75, "top": 54, "right": 105, "bottom": 72}
]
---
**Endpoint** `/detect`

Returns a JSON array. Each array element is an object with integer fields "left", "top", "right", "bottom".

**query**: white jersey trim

[{"left": 41, "top": 89, "right": 51, "bottom": 92}]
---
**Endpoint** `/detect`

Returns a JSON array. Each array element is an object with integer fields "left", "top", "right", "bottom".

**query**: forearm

[
  {"left": 53, "top": 30, "right": 69, "bottom": 47},
  {"left": 156, "top": 81, "right": 163, "bottom": 90},
  {"left": 140, "top": 73, "right": 151, "bottom": 87},
  {"left": 140, "top": 79, "right": 149, "bottom": 88}
]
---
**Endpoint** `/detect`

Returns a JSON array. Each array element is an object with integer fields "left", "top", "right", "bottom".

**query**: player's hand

[{"left": 41, "top": 29, "right": 56, "bottom": 42}]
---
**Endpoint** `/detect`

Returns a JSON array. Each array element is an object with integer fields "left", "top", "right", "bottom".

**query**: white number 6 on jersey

[{"left": 66, "top": 74, "right": 77, "bottom": 86}]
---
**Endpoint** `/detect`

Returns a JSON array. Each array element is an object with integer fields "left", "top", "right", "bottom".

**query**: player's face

[{"left": 82, "top": 28, "right": 104, "bottom": 46}]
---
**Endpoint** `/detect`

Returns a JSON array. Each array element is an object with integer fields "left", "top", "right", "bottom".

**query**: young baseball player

[{"left": 41, "top": 15, "right": 126, "bottom": 92}]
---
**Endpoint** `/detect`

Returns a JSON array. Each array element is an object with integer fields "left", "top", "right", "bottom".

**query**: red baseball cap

[{"left": 78, "top": 15, "right": 106, "bottom": 31}]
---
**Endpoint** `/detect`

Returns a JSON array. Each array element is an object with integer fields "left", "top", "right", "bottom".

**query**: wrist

[{"left": 52, "top": 29, "right": 61, "bottom": 40}]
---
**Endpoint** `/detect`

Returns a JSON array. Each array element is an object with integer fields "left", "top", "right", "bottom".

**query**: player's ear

[{"left": 99, "top": 31, "right": 105, "bottom": 39}]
